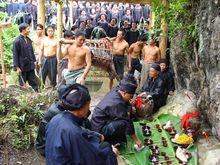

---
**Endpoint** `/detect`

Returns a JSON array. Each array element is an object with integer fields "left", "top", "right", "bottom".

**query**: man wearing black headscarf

[
  {"left": 91, "top": 74, "right": 143, "bottom": 147},
  {"left": 139, "top": 63, "right": 165, "bottom": 113},
  {"left": 35, "top": 84, "right": 99, "bottom": 157},
  {"left": 45, "top": 84, "right": 118, "bottom": 165}
]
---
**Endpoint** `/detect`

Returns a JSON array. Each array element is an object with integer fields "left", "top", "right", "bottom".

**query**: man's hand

[
  {"left": 16, "top": 67, "right": 21, "bottom": 74},
  {"left": 138, "top": 92, "right": 146, "bottom": 97},
  {"left": 135, "top": 139, "right": 143, "bottom": 148},
  {"left": 38, "top": 62, "right": 42, "bottom": 68},
  {"left": 112, "top": 145, "right": 119, "bottom": 155},
  {"left": 77, "top": 76, "right": 86, "bottom": 85},
  {"left": 129, "top": 98, "right": 135, "bottom": 106}
]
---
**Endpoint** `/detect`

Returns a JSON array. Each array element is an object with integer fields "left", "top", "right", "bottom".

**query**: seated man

[
  {"left": 139, "top": 63, "right": 165, "bottom": 114},
  {"left": 35, "top": 84, "right": 101, "bottom": 157},
  {"left": 45, "top": 84, "right": 118, "bottom": 165},
  {"left": 159, "top": 59, "right": 175, "bottom": 105},
  {"left": 91, "top": 74, "right": 142, "bottom": 147}
]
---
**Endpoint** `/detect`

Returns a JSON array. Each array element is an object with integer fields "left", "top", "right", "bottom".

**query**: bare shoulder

[
  {"left": 123, "top": 40, "right": 129, "bottom": 47},
  {"left": 83, "top": 45, "right": 90, "bottom": 51}
]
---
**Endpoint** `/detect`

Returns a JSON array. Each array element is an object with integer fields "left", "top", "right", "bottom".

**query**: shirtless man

[
  {"left": 140, "top": 35, "right": 161, "bottom": 87},
  {"left": 39, "top": 25, "right": 57, "bottom": 88},
  {"left": 129, "top": 35, "right": 147, "bottom": 75},
  {"left": 57, "top": 30, "right": 74, "bottom": 86},
  {"left": 62, "top": 30, "right": 91, "bottom": 85},
  {"left": 33, "top": 24, "right": 44, "bottom": 73},
  {"left": 107, "top": 29, "right": 130, "bottom": 90}
]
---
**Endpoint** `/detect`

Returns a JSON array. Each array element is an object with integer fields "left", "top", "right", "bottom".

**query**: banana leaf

[{"left": 120, "top": 114, "right": 198, "bottom": 165}]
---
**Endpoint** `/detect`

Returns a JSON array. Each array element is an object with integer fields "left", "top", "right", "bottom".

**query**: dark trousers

[
  {"left": 110, "top": 55, "right": 124, "bottom": 80},
  {"left": 19, "top": 69, "right": 38, "bottom": 92},
  {"left": 41, "top": 57, "right": 57, "bottom": 87},
  {"left": 57, "top": 59, "right": 68, "bottom": 87},
  {"left": 100, "top": 120, "right": 128, "bottom": 145},
  {"left": 130, "top": 58, "right": 142, "bottom": 74}
]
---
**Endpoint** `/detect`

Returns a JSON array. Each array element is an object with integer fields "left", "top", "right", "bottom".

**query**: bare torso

[
  {"left": 112, "top": 39, "right": 129, "bottom": 56},
  {"left": 67, "top": 44, "right": 89, "bottom": 70},
  {"left": 142, "top": 45, "right": 161, "bottom": 63},
  {"left": 130, "top": 43, "right": 142, "bottom": 59},
  {"left": 43, "top": 37, "right": 57, "bottom": 57},
  {"left": 33, "top": 36, "right": 44, "bottom": 54}
]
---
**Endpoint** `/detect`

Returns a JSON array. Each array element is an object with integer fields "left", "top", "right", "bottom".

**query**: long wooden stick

[{"left": 0, "top": 28, "right": 6, "bottom": 88}]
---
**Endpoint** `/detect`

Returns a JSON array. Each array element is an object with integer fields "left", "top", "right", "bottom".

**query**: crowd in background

[{"left": 1, "top": 0, "right": 151, "bottom": 45}]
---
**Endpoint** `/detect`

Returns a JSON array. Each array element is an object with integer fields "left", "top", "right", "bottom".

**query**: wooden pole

[
  {"left": 57, "top": 3, "right": 63, "bottom": 40},
  {"left": 0, "top": 28, "right": 6, "bottom": 88},
  {"left": 37, "top": 0, "right": 45, "bottom": 27},
  {"left": 159, "top": 0, "right": 168, "bottom": 59},
  {"left": 149, "top": 10, "right": 155, "bottom": 29}
]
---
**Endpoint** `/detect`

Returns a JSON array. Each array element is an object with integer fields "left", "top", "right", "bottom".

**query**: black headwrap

[
  {"left": 61, "top": 84, "right": 91, "bottom": 111},
  {"left": 119, "top": 74, "right": 138, "bottom": 94},
  {"left": 151, "top": 63, "right": 161, "bottom": 72},
  {"left": 57, "top": 84, "right": 72, "bottom": 100},
  {"left": 159, "top": 59, "right": 168, "bottom": 65}
]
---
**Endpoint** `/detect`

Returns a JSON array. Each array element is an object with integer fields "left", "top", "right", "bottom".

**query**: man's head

[
  {"left": 79, "top": 21, "right": 86, "bottom": 29},
  {"left": 110, "top": 18, "right": 117, "bottom": 26},
  {"left": 117, "top": 29, "right": 125, "bottom": 40},
  {"left": 149, "top": 63, "right": 161, "bottom": 78},
  {"left": 36, "top": 24, "right": 44, "bottom": 36},
  {"left": 81, "top": 10, "right": 86, "bottom": 16},
  {"left": 75, "top": 30, "right": 86, "bottom": 46},
  {"left": 159, "top": 59, "right": 168, "bottom": 72},
  {"left": 149, "top": 35, "right": 156, "bottom": 45},
  {"left": 118, "top": 74, "right": 138, "bottom": 102},
  {"left": 137, "top": 34, "right": 147, "bottom": 45},
  {"left": 61, "top": 84, "right": 91, "bottom": 118},
  {"left": 131, "top": 21, "right": 137, "bottom": 30},
  {"left": 123, "top": 19, "right": 129, "bottom": 27},
  {"left": 86, "top": 18, "right": 93, "bottom": 25},
  {"left": 126, "top": 9, "right": 131, "bottom": 16},
  {"left": 46, "top": 25, "right": 55, "bottom": 38},
  {"left": 64, "top": 30, "right": 74, "bottom": 39},
  {"left": 100, "top": 13, "right": 106, "bottom": 21},
  {"left": 19, "top": 23, "right": 30, "bottom": 36}
]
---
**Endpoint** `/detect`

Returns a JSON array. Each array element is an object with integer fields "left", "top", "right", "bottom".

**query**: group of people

[{"left": 13, "top": 19, "right": 175, "bottom": 164}]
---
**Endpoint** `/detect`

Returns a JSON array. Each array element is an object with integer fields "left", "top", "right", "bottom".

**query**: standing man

[
  {"left": 127, "top": 21, "right": 140, "bottom": 46},
  {"left": 129, "top": 35, "right": 146, "bottom": 74},
  {"left": 106, "top": 29, "right": 130, "bottom": 90},
  {"left": 13, "top": 23, "right": 38, "bottom": 92},
  {"left": 62, "top": 31, "right": 91, "bottom": 85},
  {"left": 32, "top": 24, "right": 44, "bottom": 73},
  {"left": 39, "top": 25, "right": 58, "bottom": 89},
  {"left": 141, "top": 35, "right": 161, "bottom": 87}
]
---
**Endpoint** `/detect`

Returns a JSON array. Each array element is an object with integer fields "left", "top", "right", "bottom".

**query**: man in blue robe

[
  {"left": 45, "top": 84, "right": 118, "bottom": 165},
  {"left": 91, "top": 74, "right": 143, "bottom": 147}
]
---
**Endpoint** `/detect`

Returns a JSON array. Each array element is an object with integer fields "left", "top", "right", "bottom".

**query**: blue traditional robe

[{"left": 45, "top": 111, "right": 117, "bottom": 165}]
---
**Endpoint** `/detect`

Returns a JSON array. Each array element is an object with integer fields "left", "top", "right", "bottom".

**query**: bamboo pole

[
  {"left": 37, "top": 0, "right": 45, "bottom": 27},
  {"left": 0, "top": 28, "right": 6, "bottom": 88},
  {"left": 159, "top": 0, "right": 168, "bottom": 59},
  {"left": 57, "top": 3, "right": 63, "bottom": 40}
]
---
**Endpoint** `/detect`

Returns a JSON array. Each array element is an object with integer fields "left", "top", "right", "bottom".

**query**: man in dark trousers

[
  {"left": 13, "top": 23, "right": 38, "bottom": 92},
  {"left": 139, "top": 63, "right": 165, "bottom": 113},
  {"left": 159, "top": 59, "right": 175, "bottom": 105},
  {"left": 91, "top": 74, "right": 143, "bottom": 147},
  {"left": 45, "top": 84, "right": 118, "bottom": 165}
]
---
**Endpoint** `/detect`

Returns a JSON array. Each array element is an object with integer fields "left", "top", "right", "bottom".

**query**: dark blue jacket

[
  {"left": 91, "top": 88, "right": 135, "bottom": 135},
  {"left": 45, "top": 111, "right": 117, "bottom": 165},
  {"left": 159, "top": 69, "right": 175, "bottom": 95},
  {"left": 13, "top": 35, "right": 35, "bottom": 72}
]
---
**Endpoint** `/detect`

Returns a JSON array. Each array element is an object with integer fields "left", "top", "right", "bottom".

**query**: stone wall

[{"left": 170, "top": 0, "right": 220, "bottom": 139}]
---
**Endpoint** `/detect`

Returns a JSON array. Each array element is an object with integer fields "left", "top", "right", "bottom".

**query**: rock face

[{"left": 170, "top": 1, "right": 220, "bottom": 139}]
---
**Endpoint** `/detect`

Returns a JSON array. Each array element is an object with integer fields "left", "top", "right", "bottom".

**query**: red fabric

[
  {"left": 136, "top": 96, "right": 142, "bottom": 109},
  {"left": 202, "top": 131, "right": 210, "bottom": 143},
  {"left": 180, "top": 112, "right": 201, "bottom": 130}
]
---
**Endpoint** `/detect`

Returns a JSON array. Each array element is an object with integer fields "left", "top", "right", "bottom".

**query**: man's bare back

[
  {"left": 42, "top": 37, "right": 57, "bottom": 57},
  {"left": 142, "top": 45, "right": 161, "bottom": 63},
  {"left": 66, "top": 44, "right": 90, "bottom": 70}
]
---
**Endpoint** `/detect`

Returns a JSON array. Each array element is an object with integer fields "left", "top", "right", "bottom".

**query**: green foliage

[{"left": 151, "top": 0, "right": 198, "bottom": 51}]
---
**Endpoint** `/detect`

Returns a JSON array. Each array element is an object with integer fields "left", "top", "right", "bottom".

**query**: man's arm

[
  {"left": 12, "top": 39, "right": 21, "bottom": 72},
  {"left": 38, "top": 39, "right": 44, "bottom": 66},
  {"left": 156, "top": 48, "right": 161, "bottom": 62},
  {"left": 141, "top": 46, "right": 145, "bottom": 60},
  {"left": 79, "top": 47, "right": 92, "bottom": 84},
  {"left": 125, "top": 43, "right": 131, "bottom": 69}
]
